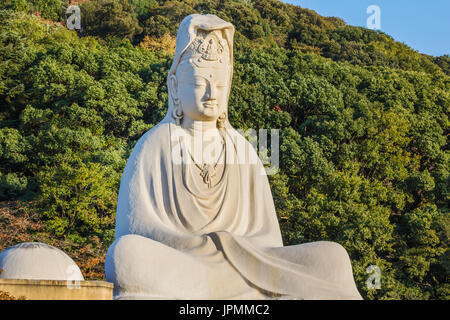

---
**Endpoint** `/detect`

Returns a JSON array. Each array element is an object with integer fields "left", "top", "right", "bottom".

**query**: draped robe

[{"left": 105, "top": 122, "right": 363, "bottom": 300}]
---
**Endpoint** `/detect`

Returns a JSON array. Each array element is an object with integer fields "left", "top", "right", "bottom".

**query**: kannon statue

[{"left": 105, "top": 14, "right": 363, "bottom": 300}]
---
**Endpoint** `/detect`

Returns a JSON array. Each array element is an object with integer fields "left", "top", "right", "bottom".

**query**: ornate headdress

[{"left": 179, "top": 29, "right": 230, "bottom": 66}]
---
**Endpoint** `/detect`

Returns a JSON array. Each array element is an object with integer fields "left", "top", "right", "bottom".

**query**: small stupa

[{"left": 0, "top": 242, "right": 84, "bottom": 281}]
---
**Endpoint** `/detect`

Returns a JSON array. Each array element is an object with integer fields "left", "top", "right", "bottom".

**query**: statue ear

[{"left": 169, "top": 74, "right": 179, "bottom": 103}]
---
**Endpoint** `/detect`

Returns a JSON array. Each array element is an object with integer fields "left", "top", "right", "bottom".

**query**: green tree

[{"left": 80, "top": 0, "right": 142, "bottom": 40}]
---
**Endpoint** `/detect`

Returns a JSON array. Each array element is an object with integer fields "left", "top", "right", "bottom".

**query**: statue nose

[{"left": 206, "top": 83, "right": 217, "bottom": 101}]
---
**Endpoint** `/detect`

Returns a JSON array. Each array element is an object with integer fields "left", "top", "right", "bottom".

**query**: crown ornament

[
  {"left": 198, "top": 34, "right": 225, "bottom": 61},
  {"left": 181, "top": 30, "right": 229, "bottom": 64}
]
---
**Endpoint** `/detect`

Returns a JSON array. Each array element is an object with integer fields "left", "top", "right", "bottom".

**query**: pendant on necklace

[{"left": 200, "top": 163, "right": 216, "bottom": 188}]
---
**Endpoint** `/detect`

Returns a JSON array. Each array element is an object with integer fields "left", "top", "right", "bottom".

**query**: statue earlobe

[
  {"left": 217, "top": 111, "right": 227, "bottom": 129},
  {"left": 172, "top": 104, "right": 183, "bottom": 125}
]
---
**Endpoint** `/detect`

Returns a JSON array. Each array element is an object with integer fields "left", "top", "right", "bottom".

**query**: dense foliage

[{"left": 0, "top": 1, "right": 448, "bottom": 300}]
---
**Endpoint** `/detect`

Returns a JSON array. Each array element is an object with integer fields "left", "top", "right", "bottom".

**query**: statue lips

[{"left": 203, "top": 102, "right": 218, "bottom": 109}]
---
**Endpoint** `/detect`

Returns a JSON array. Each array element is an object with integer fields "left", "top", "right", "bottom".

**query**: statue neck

[{"left": 181, "top": 118, "right": 220, "bottom": 141}]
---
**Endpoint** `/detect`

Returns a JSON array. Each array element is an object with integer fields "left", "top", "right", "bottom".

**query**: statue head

[{"left": 165, "top": 14, "right": 235, "bottom": 129}]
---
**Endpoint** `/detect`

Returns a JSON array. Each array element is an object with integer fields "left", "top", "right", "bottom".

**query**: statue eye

[{"left": 192, "top": 78, "right": 207, "bottom": 87}]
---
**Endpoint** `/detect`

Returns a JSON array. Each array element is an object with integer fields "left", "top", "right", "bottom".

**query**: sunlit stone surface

[
  {"left": 105, "top": 14, "right": 362, "bottom": 300},
  {"left": 0, "top": 242, "right": 84, "bottom": 281}
]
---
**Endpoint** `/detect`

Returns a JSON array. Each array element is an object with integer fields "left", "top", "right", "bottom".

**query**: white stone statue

[{"left": 105, "top": 14, "right": 362, "bottom": 300}]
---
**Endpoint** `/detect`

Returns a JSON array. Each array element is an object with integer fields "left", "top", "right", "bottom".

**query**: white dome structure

[{"left": 0, "top": 242, "right": 84, "bottom": 281}]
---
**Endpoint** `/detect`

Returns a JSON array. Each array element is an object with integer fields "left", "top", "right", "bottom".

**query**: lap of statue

[
  {"left": 105, "top": 233, "right": 361, "bottom": 300},
  {"left": 105, "top": 234, "right": 268, "bottom": 299}
]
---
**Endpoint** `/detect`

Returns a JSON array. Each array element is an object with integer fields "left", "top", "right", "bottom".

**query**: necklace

[{"left": 184, "top": 135, "right": 226, "bottom": 188}]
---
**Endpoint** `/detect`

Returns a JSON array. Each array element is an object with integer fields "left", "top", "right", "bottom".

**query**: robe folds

[{"left": 105, "top": 122, "right": 363, "bottom": 300}]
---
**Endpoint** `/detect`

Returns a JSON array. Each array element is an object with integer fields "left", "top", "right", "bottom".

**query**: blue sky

[{"left": 283, "top": 0, "right": 450, "bottom": 57}]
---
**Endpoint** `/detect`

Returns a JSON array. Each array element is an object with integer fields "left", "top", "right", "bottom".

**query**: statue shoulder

[
  {"left": 135, "top": 122, "right": 171, "bottom": 148},
  {"left": 127, "top": 122, "right": 172, "bottom": 162},
  {"left": 227, "top": 128, "right": 263, "bottom": 166}
]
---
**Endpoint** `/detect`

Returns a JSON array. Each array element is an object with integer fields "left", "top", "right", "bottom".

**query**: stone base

[{"left": 0, "top": 279, "right": 113, "bottom": 300}]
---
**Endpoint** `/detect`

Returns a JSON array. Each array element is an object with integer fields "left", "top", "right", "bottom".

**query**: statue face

[{"left": 173, "top": 61, "right": 229, "bottom": 122}]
